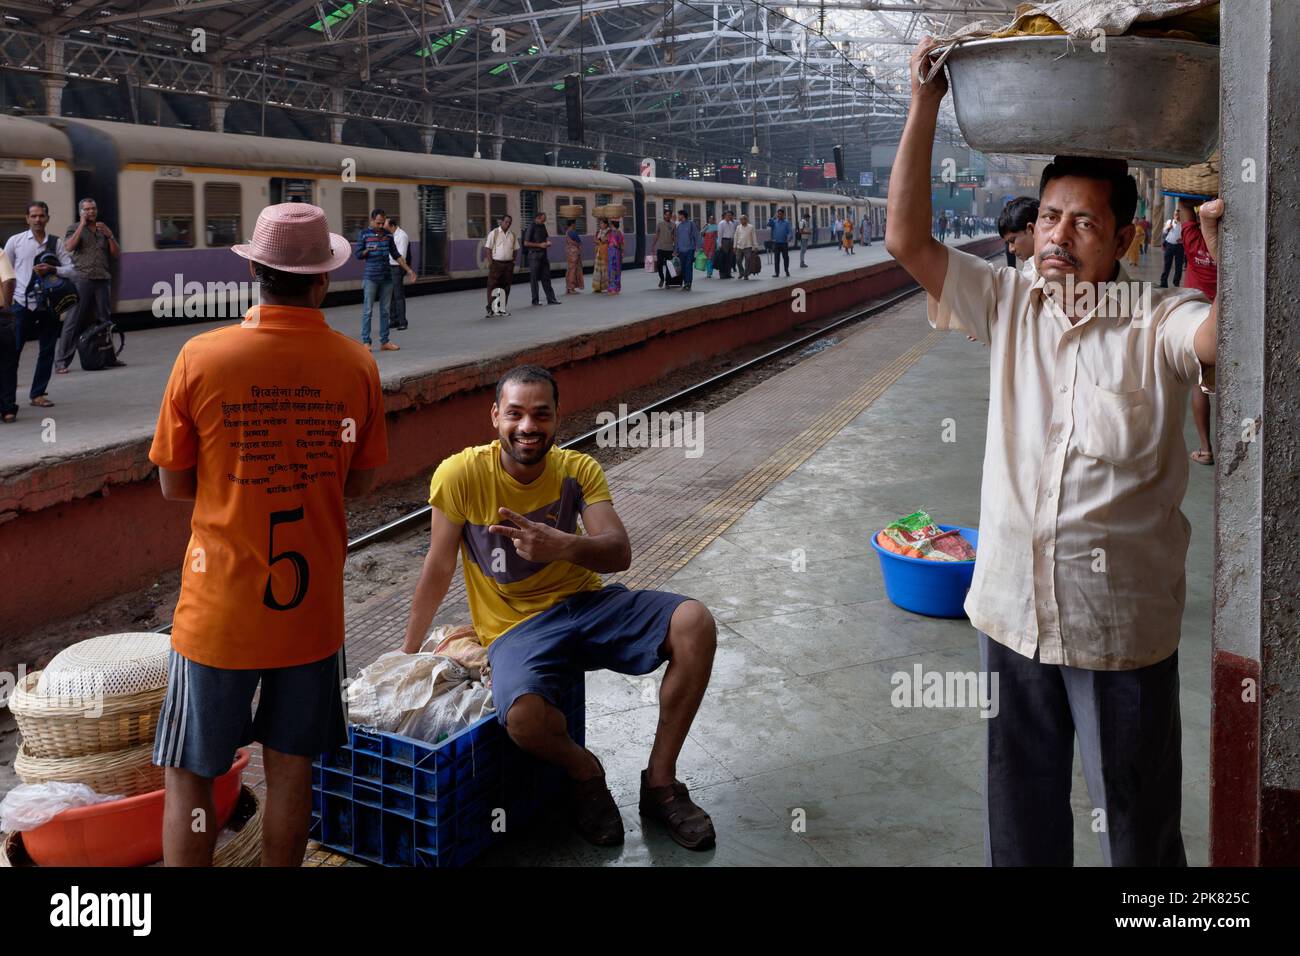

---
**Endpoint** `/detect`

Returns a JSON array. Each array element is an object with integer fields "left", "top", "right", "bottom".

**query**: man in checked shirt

[{"left": 887, "top": 38, "right": 1222, "bottom": 866}]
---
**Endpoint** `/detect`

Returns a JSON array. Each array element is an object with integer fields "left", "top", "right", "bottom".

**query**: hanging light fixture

[
  {"left": 472, "top": 20, "right": 481, "bottom": 158},
  {"left": 749, "top": 11, "right": 759, "bottom": 156}
]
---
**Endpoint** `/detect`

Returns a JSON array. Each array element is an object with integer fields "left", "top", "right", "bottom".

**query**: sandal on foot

[
  {"left": 571, "top": 752, "right": 623, "bottom": 847},
  {"left": 639, "top": 770, "right": 716, "bottom": 850},
  {"left": 30, "top": 395, "right": 54, "bottom": 407},
  {"left": 2, "top": 413, "right": 15, "bottom": 423},
  {"left": 1190, "top": 450, "right": 1214, "bottom": 465}
]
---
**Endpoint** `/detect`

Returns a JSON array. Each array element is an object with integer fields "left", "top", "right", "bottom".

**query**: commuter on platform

[
  {"left": 564, "top": 219, "right": 584, "bottom": 295},
  {"left": 997, "top": 196, "right": 1039, "bottom": 276},
  {"left": 482, "top": 214, "right": 518, "bottom": 317},
  {"left": 606, "top": 219, "right": 624, "bottom": 294},
  {"left": 1181, "top": 198, "right": 1221, "bottom": 467},
  {"left": 734, "top": 214, "right": 758, "bottom": 280},
  {"left": 1159, "top": 210, "right": 1185, "bottom": 288},
  {"left": 0, "top": 248, "right": 16, "bottom": 423},
  {"left": 716, "top": 210, "right": 737, "bottom": 279},
  {"left": 832, "top": 216, "right": 843, "bottom": 246},
  {"left": 703, "top": 215, "right": 718, "bottom": 278},
  {"left": 385, "top": 216, "right": 417, "bottom": 331},
  {"left": 592, "top": 218, "right": 609, "bottom": 294},
  {"left": 859, "top": 216, "right": 870, "bottom": 247},
  {"left": 842, "top": 216, "right": 855, "bottom": 255},
  {"left": 889, "top": 38, "right": 1222, "bottom": 868},
  {"left": 150, "top": 202, "right": 389, "bottom": 866},
  {"left": 1126, "top": 218, "right": 1145, "bottom": 268},
  {"left": 654, "top": 209, "right": 676, "bottom": 288},
  {"left": 674, "top": 209, "right": 700, "bottom": 292},
  {"left": 400, "top": 364, "right": 717, "bottom": 850},
  {"left": 2, "top": 200, "right": 74, "bottom": 416},
  {"left": 524, "top": 211, "right": 559, "bottom": 306},
  {"left": 354, "top": 208, "right": 400, "bottom": 351},
  {"left": 770, "top": 209, "right": 792, "bottom": 277},
  {"left": 798, "top": 212, "right": 811, "bottom": 267},
  {"left": 57, "top": 197, "right": 120, "bottom": 374}
]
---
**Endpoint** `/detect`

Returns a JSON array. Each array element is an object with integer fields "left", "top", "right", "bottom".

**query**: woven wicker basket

[
  {"left": 596, "top": 204, "right": 626, "bottom": 220},
  {"left": 0, "top": 786, "right": 263, "bottom": 868},
  {"left": 14, "top": 740, "right": 164, "bottom": 798},
  {"left": 8, "top": 670, "right": 166, "bottom": 759},
  {"left": 558, "top": 204, "right": 584, "bottom": 218},
  {"left": 1163, "top": 150, "right": 1220, "bottom": 196}
]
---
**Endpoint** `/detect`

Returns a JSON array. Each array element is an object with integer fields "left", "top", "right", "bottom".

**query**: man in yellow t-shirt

[{"left": 403, "top": 365, "right": 717, "bottom": 850}]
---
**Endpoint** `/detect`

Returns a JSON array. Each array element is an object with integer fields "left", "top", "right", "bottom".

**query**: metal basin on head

[{"left": 943, "top": 36, "right": 1220, "bottom": 167}]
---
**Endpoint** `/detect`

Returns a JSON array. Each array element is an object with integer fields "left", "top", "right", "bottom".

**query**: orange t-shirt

[{"left": 149, "top": 304, "right": 388, "bottom": 669}]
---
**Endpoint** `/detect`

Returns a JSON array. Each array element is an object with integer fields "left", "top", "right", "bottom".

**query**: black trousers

[
  {"left": 772, "top": 242, "right": 789, "bottom": 274},
  {"left": 56, "top": 277, "right": 111, "bottom": 369},
  {"left": 1160, "top": 241, "right": 1185, "bottom": 287},
  {"left": 655, "top": 248, "right": 674, "bottom": 284},
  {"left": 717, "top": 239, "right": 734, "bottom": 278},
  {"left": 527, "top": 252, "right": 557, "bottom": 304},
  {"left": 0, "top": 311, "right": 18, "bottom": 417},
  {"left": 389, "top": 265, "right": 407, "bottom": 328}
]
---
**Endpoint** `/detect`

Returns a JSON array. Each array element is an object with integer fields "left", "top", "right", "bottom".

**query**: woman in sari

[
  {"left": 564, "top": 219, "right": 584, "bottom": 293},
  {"left": 607, "top": 221, "right": 624, "bottom": 294},
  {"left": 703, "top": 215, "right": 718, "bottom": 278},
  {"left": 591, "top": 218, "right": 609, "bottom": 293},
  {"left": 842, "top": 217, "right": 855, "bottom": 255}
]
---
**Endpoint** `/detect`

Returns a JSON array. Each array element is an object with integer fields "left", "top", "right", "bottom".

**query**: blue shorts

[
  {"left": 152, "top": 648, "right": 348, "bottom": 779},
  {"left": 487, "top": 584, "right": 690, "bottom": 728}
]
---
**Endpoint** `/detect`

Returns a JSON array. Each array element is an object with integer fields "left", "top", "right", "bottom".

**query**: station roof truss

[{"left": 1, "top": 0, "right": 1025, "bottom": 184}]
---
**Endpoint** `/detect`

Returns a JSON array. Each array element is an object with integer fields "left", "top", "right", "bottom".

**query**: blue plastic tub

[{"left": 870, "top": 524, "right": 979, "bottom": 619}]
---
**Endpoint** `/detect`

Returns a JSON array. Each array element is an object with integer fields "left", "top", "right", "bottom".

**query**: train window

[
  {"left": 621, "top": 202, "right": 634, "bottom": 235},
  {"left": 488, "top": 193, "right": 508, "bottom": 230},
  {"left": 663, "top": 198, "right": 675, "bottom": 216},
  {"left": 374, "top": 189, "right": 401, "bottom": 226},
  {"left": 645, "top": 201, "right": 654, "bottom": 226},
  {"left": 705, "top": 200, "right": 715, "bottom": 221},
  {"left": 692, "top": 203, "right": 702, "bottom": 224},
  {"left": 466, "top": 192, "right": 487, "bottom": 238},
  {"left": 596, "top": 193, "right": 612, "bottom": 209},
  {"left": 269, "top": 177, "right": 313, "bottom": 205},
  {"left": 0, "top": 175, "right": 32, "bottom": 241},
  {"left": 740, "top": 201, "right": 749, "bottom": 217},
  {"left": 341, "top": 187, "right": 370, "bottom": 241},
  {"left": 203, "top": 183, "right": 241, "bottom": 248},
  {"left": 519, "top": 189, "right": 541, "bottom": 227},
  {"left": 153, "top": 181, "right": 194, "bottom": 249}
]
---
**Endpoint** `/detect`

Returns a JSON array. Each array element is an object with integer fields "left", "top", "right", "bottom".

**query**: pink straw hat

[{"left": 232, "top": 202, "right": 352, "bottom": 273}]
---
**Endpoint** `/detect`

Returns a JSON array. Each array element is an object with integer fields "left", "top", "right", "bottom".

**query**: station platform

[
  {"left": 292, "top": 241, "right": 1210, "bottom": 866},
  {"left": 0, "top": 231, "right": 1001, "bottom": 637}
]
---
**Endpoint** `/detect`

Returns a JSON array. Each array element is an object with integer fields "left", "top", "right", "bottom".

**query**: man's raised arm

[
  {"left": 401, "top": 508, "right": 464, "bottom": 653},
  {"left": 885, "top": 37, "right": 950, "bottom": 300}
]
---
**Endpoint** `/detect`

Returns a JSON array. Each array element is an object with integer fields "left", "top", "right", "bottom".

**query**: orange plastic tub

[{"left": 21, "top": 748, "right": 249, "bottom": 867}]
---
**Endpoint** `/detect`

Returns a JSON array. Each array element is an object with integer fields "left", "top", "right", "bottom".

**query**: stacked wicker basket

[
  {"left": 9, "top": 633, "right": 171, "bottom": 797},
  {"left": 1162, "top": 150, "right": 1220, "bottom": 198}
]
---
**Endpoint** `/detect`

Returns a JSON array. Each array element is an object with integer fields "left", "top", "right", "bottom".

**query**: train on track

[{"left": 0, "top": 114, "right": 884, "bottom": 320}]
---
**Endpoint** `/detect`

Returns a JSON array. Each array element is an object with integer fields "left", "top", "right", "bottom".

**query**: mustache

[{"left": 1039, "top": 246, "right": 1081, "bottom": 267}]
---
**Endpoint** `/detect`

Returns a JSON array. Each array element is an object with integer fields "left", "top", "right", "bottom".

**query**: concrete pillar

[
  {"left": 491, "top": 136, "right": 504, "bottom": 161},
  {"left": 1213, "top": 0, "right": 1300, "bottom": 866},
  {"left": 42, "top": 38, "right": 66, "bottom": 116},
  {"left": 548, "top": 147, "right": 560, "bottom": 166},
  {"left": 329, "top": 88, "right": 346, "bottom": 144},
  {"left": 209, "top": 100, "right": 228, "bottom": 133},
  {"left": 42, "top": 78, "right": 67, "bottom": 117},
  {"left": 421, "top": 128, "right": 436, "bottom": 153}
]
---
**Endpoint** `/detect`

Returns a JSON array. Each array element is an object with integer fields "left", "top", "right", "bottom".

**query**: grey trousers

[
  {"left": 980, "top": 632, "right": 1186, "bottom": 867},
  {"left": 56, "top": 277, "right": 110, "bottom": 369}
]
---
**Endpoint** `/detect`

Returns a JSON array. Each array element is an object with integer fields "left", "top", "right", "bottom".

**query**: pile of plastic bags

[{"left": 347, "top": 625, "right": 495, "bottom": 744}]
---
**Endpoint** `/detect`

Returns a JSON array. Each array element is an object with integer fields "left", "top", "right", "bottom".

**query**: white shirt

[
  {"left": 718, "top": 218, "right": 737, "bottom": 240},
  {"left": 2, "top": 230, "right": 75, "bottom": 309},
  {"left": 483, "top": 227, "right": 518, "bottom": 262},
  {"left": 387, "top": 226, "right": 410, "bottom": 266},
  {"left": 1163, "top": 220, "right": 1182, "bottom": 244},
  {"left": 928, "top": 246, "right": 1211, "bottom": 670},
  {"left": 733, "top": 223, "right": 757, "bottom": 249}
]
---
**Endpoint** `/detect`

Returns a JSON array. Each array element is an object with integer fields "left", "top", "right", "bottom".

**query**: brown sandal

[
  {"left": 639, "top": 770, "right": 716, "bottom": 850},
  {"left": 30, "top": 395, "right": 54, "bottom": 407},
  {"left": 571, "top": 751, "right": 624, "bottom": 847}
]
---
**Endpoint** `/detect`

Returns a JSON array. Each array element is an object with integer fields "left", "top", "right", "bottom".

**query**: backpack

[{"left": 76, "top": 319, "right": 125, "bottom": 371}]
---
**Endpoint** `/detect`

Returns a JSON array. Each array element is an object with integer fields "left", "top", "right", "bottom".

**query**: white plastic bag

[
  {"left": 347, "top": 650, "right": 495, "bottom": 743},
  {"left": 0, "top": 782, "right": 123, "bottom": 832}
]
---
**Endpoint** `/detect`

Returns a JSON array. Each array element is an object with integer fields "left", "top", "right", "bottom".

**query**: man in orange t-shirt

[{"left": 149, "top": 203, "right": 388, "bottom": 866}]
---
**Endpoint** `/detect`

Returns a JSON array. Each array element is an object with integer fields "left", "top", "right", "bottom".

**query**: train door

[
  {"left": 520, "top": 189, "right": 542, "bottom": 227},
  {"left": 631, "top": 178, "right": 646, "bottom": 262},
  {"left": 417, "top": 184, "right": 448, "bottom": 276}
]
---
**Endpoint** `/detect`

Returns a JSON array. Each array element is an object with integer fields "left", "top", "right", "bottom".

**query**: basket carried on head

[
  {"left": 595, "top": 204, "right": 626, "bottom": 220},
  {"left": 1162, "top": 150, "right": 1220, "bottom": 198},
  {"left": 558, "top": 204, "right": 585, "bottom": 219},
  {"left": 7, "top": 632, "right": 170, "bottom": 758}
]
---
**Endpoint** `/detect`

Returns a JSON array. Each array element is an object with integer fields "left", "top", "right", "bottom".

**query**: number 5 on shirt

[{"left": 264, "top": 507, "right": 310, "bottom": 611}]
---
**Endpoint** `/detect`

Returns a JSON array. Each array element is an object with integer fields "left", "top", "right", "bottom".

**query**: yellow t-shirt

[{"left": 428, "top": 441, "right": 612, "bottom": 645}]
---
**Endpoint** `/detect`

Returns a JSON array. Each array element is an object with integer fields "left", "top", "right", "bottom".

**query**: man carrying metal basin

[{"left": 886, "top": 36, "right": 1221, "bottom": 868}]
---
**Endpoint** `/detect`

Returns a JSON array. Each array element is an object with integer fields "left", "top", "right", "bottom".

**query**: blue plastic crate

[{"left": 312, "top": 676, "right": 584, "bottom": 867}]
